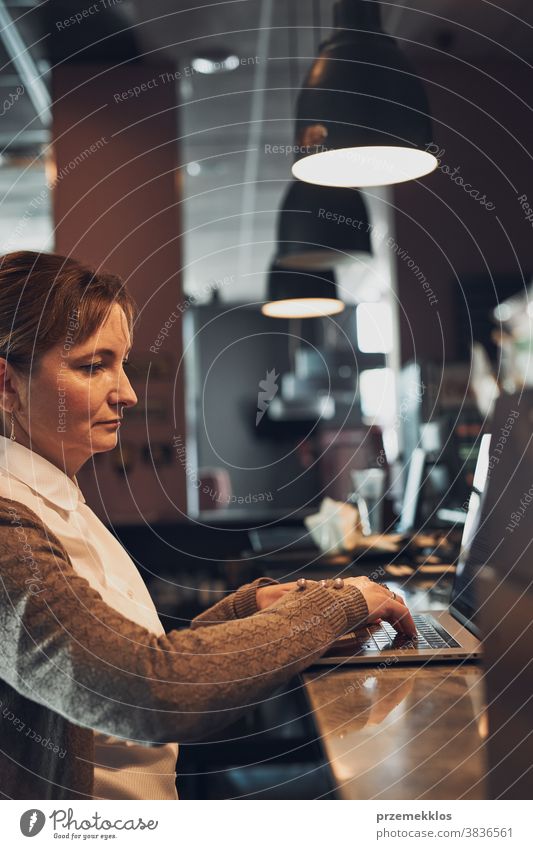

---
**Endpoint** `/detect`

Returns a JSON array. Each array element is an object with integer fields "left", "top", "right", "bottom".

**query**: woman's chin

[{"left": 90, "top": 430, "right": 120, "bottom": 452}]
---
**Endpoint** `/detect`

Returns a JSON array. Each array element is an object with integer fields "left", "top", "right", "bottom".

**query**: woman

[{"left": 0, "top": 250, "right": 415, "bottom": 801}]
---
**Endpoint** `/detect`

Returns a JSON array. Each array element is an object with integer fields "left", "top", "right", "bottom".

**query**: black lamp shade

[
  {"left": 262, "top": 265, "right": 344, "bottom": 318},
  {"left": 276, "top": 181, "right": 372, "bottom": 269},
  {"left": 292, "top": 0, "right": 435, "bottom": 186}
]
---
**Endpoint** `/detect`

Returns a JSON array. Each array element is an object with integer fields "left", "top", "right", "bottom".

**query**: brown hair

[{"left": 0, "top": 250, "right": 138, "bottom": 375}]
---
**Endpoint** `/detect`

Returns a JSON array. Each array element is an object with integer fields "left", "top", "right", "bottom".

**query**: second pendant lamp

[
  {"left": 275, "top": 180, "right": 372, "bottom": 269},
  {"left": 262, "top": 265, "right": 345, "bottom": 319},
  {"left": 291, "top": 0, "right": 437, "bottom": 187}
]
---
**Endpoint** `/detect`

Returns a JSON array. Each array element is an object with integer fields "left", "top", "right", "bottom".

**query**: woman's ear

[{"left": 0, "top": 358, "right": 20, "bottom": 415}]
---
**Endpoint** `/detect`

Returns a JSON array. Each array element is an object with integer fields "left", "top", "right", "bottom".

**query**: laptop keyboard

[
  {"left": 333, "top": 614, "right": 461, "bottom": 654},
  {"left": 369, "top": 615, "right": 461, "bottom": 650},
  {"left": 410, "top": 615, "right": 460, "bottom": 649}
]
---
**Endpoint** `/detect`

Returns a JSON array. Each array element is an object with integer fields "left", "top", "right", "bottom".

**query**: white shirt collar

[{"left": 0, "top": 435, "right": 86, "bottom": 511}]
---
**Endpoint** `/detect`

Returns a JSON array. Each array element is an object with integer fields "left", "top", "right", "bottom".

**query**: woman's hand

[
  {"left": 256, "top": 578, "right": 416, "bottom": 637},
  {"left": 256, "top": 582, "right": 300, "bottom": 610},
  {"left": 344, "top": 576, "right": 417, "bottom": 636}
]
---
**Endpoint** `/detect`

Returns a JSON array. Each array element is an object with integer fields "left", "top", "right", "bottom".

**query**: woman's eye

[
  {"left": 80, "top": 362, "right": 104, "bottom": 373},
  {"left": 79, "top": 360, "right": 133, "bottom": 374}
]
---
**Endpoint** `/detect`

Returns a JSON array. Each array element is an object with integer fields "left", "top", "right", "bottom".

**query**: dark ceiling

[{"left": 0, "top": 0, "right": 531, "bottom": 297}]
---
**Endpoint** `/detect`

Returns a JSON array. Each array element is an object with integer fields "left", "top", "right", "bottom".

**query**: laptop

[
  {"left": 476, "top": 391, "right": 533, "bottom": 798},
  {"left": 315, "top": 433, "right": 492, "bottom": 665},
  {"left": 248, "top": 523, "right": 319, "bottom": 555}
]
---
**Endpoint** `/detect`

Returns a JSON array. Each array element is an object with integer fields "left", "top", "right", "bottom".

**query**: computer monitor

[{"left": 396, "top": 447, "right": 426, "bottom": 534}]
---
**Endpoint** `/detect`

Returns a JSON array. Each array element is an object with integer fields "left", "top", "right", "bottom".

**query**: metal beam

[
  {"left": 0, "top": 0, "right": 51, "bottom": 125},
  {"left": 237, "top": 0, "right": 273, "bottom": 282},
  {"left": 0, "top": 128, "right": 47, "bottom": 144}
]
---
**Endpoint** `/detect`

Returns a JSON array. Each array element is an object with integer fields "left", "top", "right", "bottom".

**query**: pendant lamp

[
  {"left": 291, "top": 0, "right": 437, "bottom": 187},
  {"left": 275, "top": 180, "right": 372, "bottom": 269},
  {"left": 262, "top": 265, "right": 345, "bottom": 318}
]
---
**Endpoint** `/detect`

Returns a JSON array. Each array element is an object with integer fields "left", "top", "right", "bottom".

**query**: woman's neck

[{"left": 5, "top": 426, "right": 81, "bottom": 481}]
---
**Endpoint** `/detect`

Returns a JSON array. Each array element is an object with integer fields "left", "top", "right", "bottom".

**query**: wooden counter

[{"left": 303, "top": 577, "right": 488, "bottom": 800}]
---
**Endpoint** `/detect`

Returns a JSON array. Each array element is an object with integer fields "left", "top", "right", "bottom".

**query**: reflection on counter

[{"left": 304, "top": 665, "right": 487, "bottom": 800}]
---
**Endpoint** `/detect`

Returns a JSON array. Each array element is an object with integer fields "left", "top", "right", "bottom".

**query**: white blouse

[{"left": 0, "top": 436, "right": 179, "bottom": 800}]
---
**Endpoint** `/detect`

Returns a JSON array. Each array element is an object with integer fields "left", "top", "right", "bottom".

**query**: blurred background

[{"left": 1, "top": 0, "right": 532, "bottom": 798}]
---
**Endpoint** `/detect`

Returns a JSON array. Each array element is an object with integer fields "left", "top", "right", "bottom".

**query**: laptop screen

[
  {"left": 477, "top": 391, "right": 533, "bottom": 587},
  {"left": 449, "top": 433, "right": 492, "bottom": 631}
]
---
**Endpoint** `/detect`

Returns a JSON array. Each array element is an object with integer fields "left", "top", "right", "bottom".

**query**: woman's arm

[
  {"left": 189, "top": 577, "right": 279, "bottom": 628},
  {"left": 0, "top": 497, "right": 367, "bottom": 746}
]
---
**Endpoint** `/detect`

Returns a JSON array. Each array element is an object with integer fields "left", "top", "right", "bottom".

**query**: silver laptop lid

[
  {"left": 448, "top": 433, "right": 492, "bottom": 636},
  {"left": 478, "top": 391, "right": 533, "bottom": 588}
]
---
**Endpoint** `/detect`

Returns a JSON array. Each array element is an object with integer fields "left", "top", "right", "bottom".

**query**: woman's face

[{"left": 12, "top": 304, "right": 138, "bottom": 477}]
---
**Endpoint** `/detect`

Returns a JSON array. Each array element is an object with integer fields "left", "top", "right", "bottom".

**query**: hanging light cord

[
  {"left": 288, "top": 318, "right": 301, "bottom": 372},
  {"left": 288, "top": 0, "right": 297, "bottom": 105},
  {"left": 312, "top": 0, "right": 322, "bottom": 48}
]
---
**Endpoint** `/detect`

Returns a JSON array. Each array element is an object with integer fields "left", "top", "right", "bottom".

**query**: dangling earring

[{"left": 10, "top": 409, "right": 16, "bottom": 442}]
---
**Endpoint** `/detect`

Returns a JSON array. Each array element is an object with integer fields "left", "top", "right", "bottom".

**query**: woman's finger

[{"left": 381, "top": 599, "right": 417, "bottom": 636}]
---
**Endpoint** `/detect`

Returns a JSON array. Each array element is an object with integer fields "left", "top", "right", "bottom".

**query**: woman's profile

[{"left": 0, "top": 250, "right": 415, "bottom": 800}]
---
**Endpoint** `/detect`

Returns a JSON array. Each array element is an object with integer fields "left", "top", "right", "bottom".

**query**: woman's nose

[
  {"left": 122, "top": 375, "right": 138, "bottom": 408},
  {"left": 112, "top": 370, "right": 138, "bottom": 408}
]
